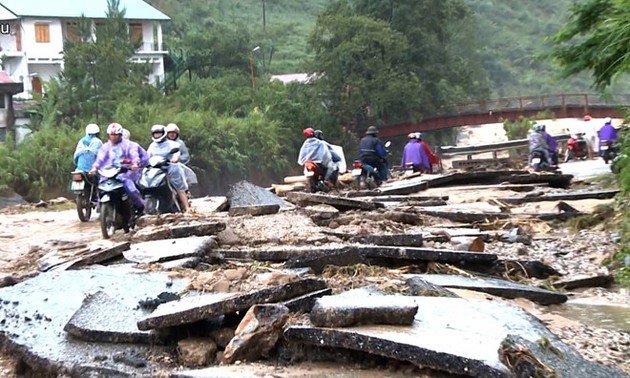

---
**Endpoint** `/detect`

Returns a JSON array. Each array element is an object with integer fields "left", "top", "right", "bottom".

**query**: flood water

[{"left": 550, "top": 302, "right": 630, "bottom": 331}]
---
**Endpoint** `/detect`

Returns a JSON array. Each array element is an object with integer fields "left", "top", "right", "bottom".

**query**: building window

[
  {"left": 0, "top": 95, "right": 5, "bottom": 109},
  {"left": 129, "top": 23, "right": 143, "bottom": 44},
  {"left": 64, "top": 22, "right": 80, "bottom": 42},
  {"left": 34, "top": 23, "right": 50, "bottom": 43}
]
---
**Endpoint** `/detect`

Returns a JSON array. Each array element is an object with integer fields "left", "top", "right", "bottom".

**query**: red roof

[{"left": 0, "top": 71, "right": 15, "bottom": 84}]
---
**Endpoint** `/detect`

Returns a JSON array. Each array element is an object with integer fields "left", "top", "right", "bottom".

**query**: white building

[{"left": 0, "top": 0, "right": 170, "bottom": 98}]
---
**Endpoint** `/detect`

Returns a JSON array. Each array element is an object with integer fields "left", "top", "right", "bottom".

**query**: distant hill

[{"left": 149, "top": 0, "right": 626, "bottom": 97}]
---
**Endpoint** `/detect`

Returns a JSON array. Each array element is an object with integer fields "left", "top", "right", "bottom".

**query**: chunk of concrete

[
  {"left": 134, "top": 221, "right": 226, "bottom": 242},
  {"left": 222, "top": 304, "right": 290, "bottom": 364},
  {"left": 192, "top": 196, "right": 229, "bottom": 212},
  {"left": 0, "top": 265, "right": 189, "bottom": 376},
  {"left": 123, "top": 236, "right": 217, "bottom": 264},
  {"left": 411, "top": 274, "right": 567, "bottom": 305},
  {"left": 228, "top": 204, "right": 280, "bottom": 217},
  {"left": 214, "top": 245, "right": 348, "bottom": 263},
  {"left": 551, "top": 274, "right": 614, "bottom": 290},
  {"left": 38, "top": 241, "right": 130, "bottom": 272},
  {"left": 227, "top": 181, "right": 289, "bottom": 208},
  {"left": 499, "top": 334, "right": 627, "bottom": 378},
  {"left": 281, "top": 288, "right": 333, "bottom": 313},
  {"left": 286, "top": 192, "right": 384, "bottom": 211},
  {"left": 159, "top": 257, "right": 201, "bottom": 270},
  {"left": 309, "top": 289, "right": 418, "bottom": 327},
  {"left": 64, "top": 291, "right": 162, "bottom": 344},
  {"left": 285, "top": 246, "right": 367, "bottom": 274},
  {"left": 137, "top": 278, "right": 327, "bottom": 330},
  {"left": 285, "top": 295, "right": 616, "bottom": 378},
  {"left": 376, "top": 177, "right": 429, "bottom": 195}
]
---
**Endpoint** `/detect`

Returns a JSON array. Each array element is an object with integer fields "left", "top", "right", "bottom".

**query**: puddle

[{"left": 549, "top": 302, "right": 630, "bottom": 331}]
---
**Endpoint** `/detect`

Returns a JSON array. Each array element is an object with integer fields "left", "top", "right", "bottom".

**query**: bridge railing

[
  {"left": 439, "top": 133, "right": 572, "bottom": 158},
  {"left": 437, "top": 94, "right": 630, "bottom": 117}
]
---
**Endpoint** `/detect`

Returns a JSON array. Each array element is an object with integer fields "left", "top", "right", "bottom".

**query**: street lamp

[{"left": 250, "top": 46, "right": 260, "bottom": 90}]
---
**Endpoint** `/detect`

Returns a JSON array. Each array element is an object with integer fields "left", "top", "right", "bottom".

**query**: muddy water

[{"left": 549, "top": 302, "right": 630, "bottom": 331}]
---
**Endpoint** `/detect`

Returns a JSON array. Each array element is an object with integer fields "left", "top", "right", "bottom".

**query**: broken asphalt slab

[
  {"left": 310, "top": 288, "right": 418, "bottom": 327},
  {"left": 123, "top": 236, "right": 217, "bottom": 264},
  {"left": 286, "top": 192, "right": 384, "bottom": 211},
  {"left": 133, "top": 221, "right": 226, "bottom": 242},
  {"left": 408, "top": 274, "right": 567, "bottom": 305},
  {"left": 551, "top": 274, "right": 615, "bottom": 290},
  {"left": 64, "top": 291, "right": 162, "bottom": 344},
  {"left": 228, "top": 204, "right": 280, "bottom": 217},
  {"left": 137, "top": 278, "right": 327, "bottom": 330},
  {"left": 499, "top": 334, "right": 627, "bottom": 378},
  {"left": 0, "top": 264, "right": 189, "bottom": 376},
  {"left": 323, "top": 232, "right": 423, "bottom": 247},
  {"left": 285, "top": 293, "right": 626, "bottom": 378},
  {"left": 227, "top": 181, "right": 290, "bottom": 209},
  {"left": 37, "top": 241, "right": 130, "bottom": 272},
  {"left": 284, "top": 247, "right": 367, "bottom": 274},
  {"left": 499, "top": 189, "right": 619, "bottom": 205}
]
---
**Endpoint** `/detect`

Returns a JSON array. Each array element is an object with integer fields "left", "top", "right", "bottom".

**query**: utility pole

[{"left": 262, "top": 0, "right": 266, "bottom": 32}]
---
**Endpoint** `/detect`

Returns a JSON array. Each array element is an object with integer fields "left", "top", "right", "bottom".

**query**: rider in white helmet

[
  {"left": 74, "top": 123, "right": 103, "bottom": 172},
  {"left": 165, "top": 123, "right": 197, "bottom": 187},
  {"left": 147, "top": 124, "right": 192, "bottom": 212}
]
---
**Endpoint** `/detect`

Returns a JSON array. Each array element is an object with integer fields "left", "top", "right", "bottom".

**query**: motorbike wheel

[
  {"left": 145, "top": 197, "right": 159, "bottom": 215},
  {"left": 76, "top": 193, "right": 91, "bottom": 222},
  {"left": 100, "top": 203, "right": 116, "bottom": 239}
]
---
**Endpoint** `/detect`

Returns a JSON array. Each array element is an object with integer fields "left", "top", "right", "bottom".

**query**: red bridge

[{"left": 377, "top": 93, "right": 630, "bottom": 138}]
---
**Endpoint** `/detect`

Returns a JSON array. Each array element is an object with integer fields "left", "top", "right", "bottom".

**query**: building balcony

[{"left": 135, "top": 41, "right": 168, "bottom": 54}]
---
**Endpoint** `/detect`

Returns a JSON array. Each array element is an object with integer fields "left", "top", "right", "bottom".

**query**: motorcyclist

[
  {"left": 122, "top": 128, "right": 149, "bottom": 182},
  {"left": 598, "top": 117, "right": 619, "bottom": 156},
  {"left": 146, "top": 124, "right": 191, "bottom": 213},
  {"left": 74, "top": 123, "right": 103, "bottom": 172},
  {"left": 314, "top": 129, "right": 341, "bottom": 185},
  {"left": 358, "top": 125, "right": 388, "bottom": 183},
  {"left": 165, "top": 123, "right": 197, "bottom": 187},
  {"left": 401, "top": 133, "right": 429, "bottom": 173},
  {"left": 528, "top": 124, "right": 552, "bottom": 168},
  {"left": 88, "top": 123, "right": 144, "bottom": 214},
  {"left": 539, "top": 124, "right": 558, "bottom": 165},
  {"left": 298, "top": 127, "right": 336, "bottom": 187},
  {"left": 415, "top": 132, "right": 439, "bottom": 173}
]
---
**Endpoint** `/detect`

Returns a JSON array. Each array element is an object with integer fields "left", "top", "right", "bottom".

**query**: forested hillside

[{"left": 149, "top": 0, "right": 626, "bottom": 97}]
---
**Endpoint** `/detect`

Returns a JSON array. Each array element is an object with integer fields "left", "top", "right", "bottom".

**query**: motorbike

[
  {"left": 70, "top": 171, "right": 98, "bottom": 222},
  {"left": 565, "top": 134, "right": 588, "bottom": 162},
  {"left": 137, "top": 150, "right": 186, "bottom": 215},
  {"left": 600, "top": 140, "right": 618, "bottom": 164},
  {"left": 352, "top": 141, "right": 392, "bottom": 190},
  {"left": 529, "top": 150, "right": 555, "bottom": 172},
  {"left": 97, "top": 165, "right": 135, "bottom": 239},
  {"left": 303, "top": 160, "right": 330, "bottom": 193},
  {"left": 404, "top": 162, "right": 416, "bottom": 176}
]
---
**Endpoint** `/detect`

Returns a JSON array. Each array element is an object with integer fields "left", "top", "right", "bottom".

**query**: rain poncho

[
  {"left": 401, "top": 140, "right": 430, "bottom": 171},
  {"left": 528, "top": 132, "right": 551, "bottom": 164},
  {"left": 172, "top": 137, "right": 190, "bottom": 165},
  {"left": 298, "top": 138, "right": 332, "bottom": 167},
  {"left": 598, "top": 123, "right": 618, "bottom": 142},
  {"left": 92, "top": 139, "right": 139, "bottom": 169},
  {"left": 542, "top": 131, "right": 558, "bottom": 152},
  {"left": 73, "top": 135, "right": 103, "bottom": 172},
  {"left": 147, "top": 139, "right": 188, "bottom": 191}
]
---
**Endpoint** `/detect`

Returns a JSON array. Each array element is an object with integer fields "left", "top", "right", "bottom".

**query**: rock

[
  {"left": 406, "top": 276, "right": 459, "bottom": 298},
  {"left": 123, "top": 236, "right": 217, "bottom": 264},
  {"left": 228, "top": 204, "right": 280, "bottom": 217},
  {"left": 285, "top": 246, "right": 367, "bottom": 274},
  {"left": 222, "top": 304, "right": 290, "bottom": 364},
  {"left": 64, "top": 291, "right": 162, "bottom": 344},
  {"left": 137, "top": 278, "right": 327, "bottom": 330},
  {"left": 0, "top": 273, "right": 18, "bottom": 288},
  {"left": 412, "top": 274, "right": 567, "bottom": 305},
  {"left": 177, "top": 338, "right": 218, "bottom": 367},
  {"left": 209, "top": 328, "right": 235, "bottom": 349},
  {"left": 383, "top": 211, "right": 423, "bottom": 225},
  {"left": 450, "top": 236, "right": 485, "bottom": 252},
  {"left": 309, "top": 288, "right": 418, "bottom": 327}
]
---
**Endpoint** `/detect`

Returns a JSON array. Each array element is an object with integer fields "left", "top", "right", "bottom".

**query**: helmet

[
  {"left": 604, "top": 117, "right": 612, "bottom": 124},
  {"left": 122, "top": 128, "right": 130, "bottom": 140},
  {"left": 85, "top": 123, "right": 99, "bottom": 135},
  {"left": 366, "top": 125, "right": 378, "bottom": 135},
  {"left": 314, "top": 129, "right": 324, "bottom": 140},
  {"left": 151, "top": 124, "right": 167, "bottom": 143},
  {"left": 407, "top": 133, "right": 416, "bottom": 139},
  {"left": 583, "top": 115, "right": 592, "bottom": 121},
  {"left": 415, "top": 132, "right": 423, "bottom": 140},
  {"left": 540, "top": 124, "right": 546, "bottom": 131},
  {"left": 533, "top": 124, "right": 544, "bottom": 132},
  {"left": 106, "top": 123, "right": 123, "bottom": 135},
  {"left": 165, "top": 123, "right": 180, "bottom": 134},
  {"left": 303, "top": 128, "right": 315, "bottom": 138}
]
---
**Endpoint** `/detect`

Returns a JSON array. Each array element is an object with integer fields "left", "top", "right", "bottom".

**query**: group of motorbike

[{"left": 70, "top": 146, "right": 189, "bottom": 239}]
